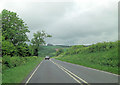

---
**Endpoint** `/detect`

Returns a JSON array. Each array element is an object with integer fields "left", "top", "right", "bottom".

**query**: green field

[
  {"left": 38, "top": 45, "right": 69, "bottom": 57},
  {"left": 56, "top": 41, "right": 118, "bottom": 74},
  {"left": 2, "top": 56, "right": 43, "bottom": 83}
]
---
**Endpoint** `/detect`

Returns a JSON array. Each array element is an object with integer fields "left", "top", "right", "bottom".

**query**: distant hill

[
  {"left": 38, "top": 45, "right": 69, "bottom": 57},
  {"left": 46, "top": 43, "right": 53, "bottom": 46},
  {"left": 54, "top": 45, "right": 71, "bottom": 47}
]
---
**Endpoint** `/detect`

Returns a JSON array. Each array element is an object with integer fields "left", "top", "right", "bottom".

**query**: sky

[{"left": 0, "top": 0, "right": 119, "bottom": 45}]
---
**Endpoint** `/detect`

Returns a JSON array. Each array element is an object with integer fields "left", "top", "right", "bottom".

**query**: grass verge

[
  {"left": 56, "top": 48, "right": 118, "bottom": 75},
  {"left": 2, "top": 57, "right": 43, "bottom": 83}
]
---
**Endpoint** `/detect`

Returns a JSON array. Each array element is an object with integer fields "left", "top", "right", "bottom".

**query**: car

[{"left": 45, "top": 56, "right": 50, "bottom": 60}]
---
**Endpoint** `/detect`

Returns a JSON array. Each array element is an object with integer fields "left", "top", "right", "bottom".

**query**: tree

[
  {"left": 2, "top": 36, "right": 17, "bottom": 56},
  {"left": 2, "top": 9, "right": 30, "bottom": 45},
  {"left": 2, "top": 9, "right": 30, "bottom": 56},
  {"left": 31, "top": 31, "right": 52, "bottom": 56},
  {"left": 16, "top": 43, "right": 30, "bottom": 57}
]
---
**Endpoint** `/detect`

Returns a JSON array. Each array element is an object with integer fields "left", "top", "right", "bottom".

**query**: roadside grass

[
  {"left": 56, "top": 47, "right": 118, "bottom": 74},
  {"left": 2, "top": 57, "right": 43, "bottom": 83}
]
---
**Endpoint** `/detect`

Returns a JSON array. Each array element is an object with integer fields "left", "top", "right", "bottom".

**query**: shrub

[
  {"left": 56, "top": 49, "right": 64, "bottom": 56},
  {"left": 2, "top": 56, "right": 38, "bottom": 70}
]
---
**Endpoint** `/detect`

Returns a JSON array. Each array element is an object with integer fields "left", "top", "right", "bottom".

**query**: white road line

[
  {"left": 50, "top": 60, "right": 82, "bottom": 84},
  {"left": 25, "top": 61, "right": 43, "bottom": 85},
  {"left": 57, "top": 63, "right": 82, "bottom": 84},
  {"left": 59, "top": 60, "right": 119, "bottom": 76},
  {"left": 59, "top": 64, "right": 89, "bottom": 84},
  {"left": 50, "top": 60, "right": 89, "bottom": 85}
]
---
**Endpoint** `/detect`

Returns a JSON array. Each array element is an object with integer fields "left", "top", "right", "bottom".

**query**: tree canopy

[
  {"left": 2, "top": 9, "right": 30, "bottom": 45},
  {"left": 31, "top": 31, "right": 52, "bottom": 56},
  {"left": 2, "top": 9, "right": 30, "bottom": 56},
  {"left": 2, "top": 9, "right": 52, "bottom": 57},
  {"left": 31, "top": 31, "right": 52, "bottom": 46}
]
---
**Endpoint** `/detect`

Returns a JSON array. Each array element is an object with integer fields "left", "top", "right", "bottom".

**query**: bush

[
  {"left": 56, "top": 41, "right": 118, "bottom": 74},
  {"left": 2, "top": 56, "right": 21, "bottom": 69},
  {"left": 56, "top": 49, "right": 64, "bottom": 56},
  {"left": 2, "top": 56, "right": 38, "bottom": 70},
  {"left": 9, "top": 57, "right": 21, "bottom": 68},
  {"left": 2, "top": 39, "right": 17, "bottom": 56},
  {"left": 2, "top": 64, "right": 9, "bottom": 70}
]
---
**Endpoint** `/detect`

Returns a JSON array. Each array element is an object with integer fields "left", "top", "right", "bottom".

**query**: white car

[{"left": 45, "top": 56, "right": 50, "bottom": 60}]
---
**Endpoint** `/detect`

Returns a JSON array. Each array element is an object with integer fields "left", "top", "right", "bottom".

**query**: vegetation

[
  {"left": 2, "top": 9, "right": 51, "bottom": 83},
  {"left": 38, "top": 45, "right": 67, "bottom": 57},
  {"left": 2, "top": 9, "right": 30, "bottom": 56},
  {"left": 2, "top": 57, "right": 43, "bottom": 83},
  {"left": 2, "top": 9, "right": 51, "bottom": 57},
  {"left": 56, "top": 41, "right": 118, "bottom": 74},
  {"left": 31, "top": 31, "right": 52, "bottom": 56}
]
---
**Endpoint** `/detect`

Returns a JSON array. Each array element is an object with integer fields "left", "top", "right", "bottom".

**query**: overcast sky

[{"left": 0, "top": 0, "right": 119, "bottom": 45}]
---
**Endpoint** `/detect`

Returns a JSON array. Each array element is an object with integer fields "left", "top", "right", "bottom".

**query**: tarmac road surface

[{"left": 24, "top": 58, "right": 119, "bottom": 85}]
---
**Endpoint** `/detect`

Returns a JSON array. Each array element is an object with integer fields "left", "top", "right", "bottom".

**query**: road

[{"left": 24, "top": 58, "right": 119, "bottom": 85}]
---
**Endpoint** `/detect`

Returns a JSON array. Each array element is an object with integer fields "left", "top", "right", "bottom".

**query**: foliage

[
  {"left": 2, "top": 9, "right": 30, "bottom": 56},
  {"left": 38, "top": 45, "right": 66, "bottom": 57},
  {"left": 16, "top": 43, "right": 31, "bottom": 57},
  {"left": 31, "top": 31, "right": 52, "bottom": 56},
  {"left": 2, "top": 57, "right": 43, "bottom": 83},
  {"left": 2, "top": 9, "right": 30, "bottom": 45},
  {"left": 56, "top": 41, "right": 118, "bottom": 74},
  {"left": 56, "top": 48, "right": 64, "bottom": 56},
  {"left": 2, "top": 55, "right": 38, "bottom": 70},
  {"left": 2, "top": 9, "right": 52, "bottom": 57},
  {"left": 31, "top": 31, "right": 51, "bottom": 46},
  {"left": 1, "top": 9, "right": 50, "bottom": 83},
  {"left": 28, "top": 44, "right": 35, "bottom": 56},
  {"left": 61, "top": 41, "right": 118, "bottom": 55},
  {"left": 2, "top": 36, "right": 17, "bottom": 56}
]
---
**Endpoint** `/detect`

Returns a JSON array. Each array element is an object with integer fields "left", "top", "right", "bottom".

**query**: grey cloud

[{"left": 3, "top": 0, "right": 118, "bottom": 45}]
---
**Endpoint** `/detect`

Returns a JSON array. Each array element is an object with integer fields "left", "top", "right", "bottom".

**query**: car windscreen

[{"left": 45, "top": 56, "right": 49, "bottom": 58}]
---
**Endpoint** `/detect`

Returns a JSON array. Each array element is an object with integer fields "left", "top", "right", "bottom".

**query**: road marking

[
  {"left": 57, "top": 63, "right": 82, "bottom": 84},
  {"left": 60, "top": 60, "right": 119, "bottom": 76},
  {"left": 50, "top": 60, "right": 82, "bottom": 84},
  {"left": 25, "top": 61, "right": 43, "bottom": 85},
  {"left": 59, "top": 64, "right": 88, "bottom": 84},
  {"left": 50, "top": 60, "right": 89, "bottom": 85}
]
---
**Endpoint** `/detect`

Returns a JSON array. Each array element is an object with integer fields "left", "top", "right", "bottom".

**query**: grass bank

[
  {"left": 2, "top": 56, "right": 43, "bottom": 83},
  {"left": 56, "top": 41, "right": 118, "bottom": 75}
]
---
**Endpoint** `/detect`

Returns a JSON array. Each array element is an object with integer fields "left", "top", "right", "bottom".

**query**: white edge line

[
  {"left": 55, "top": 59, "right": 119, "bottom": 76},
  {"left": 25, "top": 61, "right": 43, "bottom": 85}
]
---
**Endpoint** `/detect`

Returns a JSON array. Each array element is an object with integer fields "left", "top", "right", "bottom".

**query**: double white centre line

[
  {"left": 50, "top": 59, "right": 90, "bottom": 85},
  {"left": 25, "top": 59, "right": 89, "bottom": 85}
]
